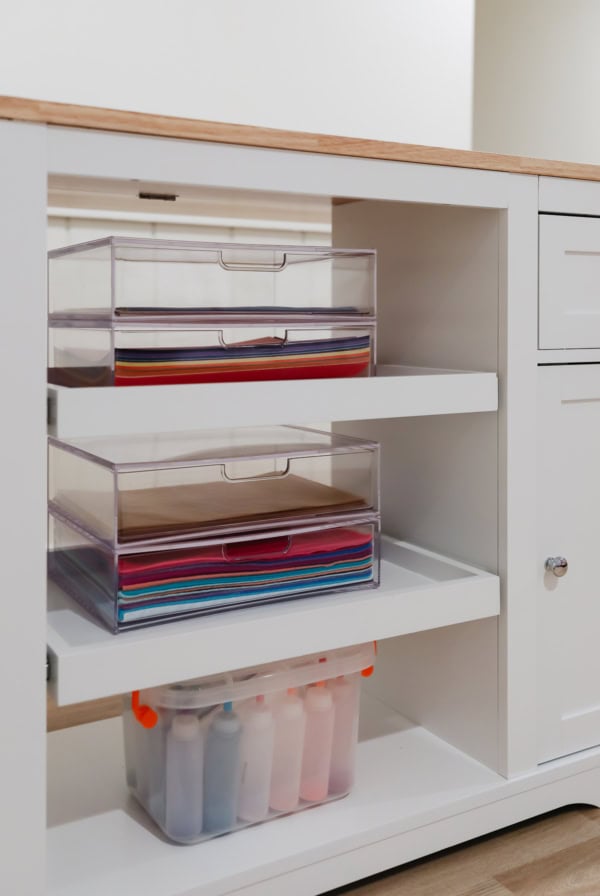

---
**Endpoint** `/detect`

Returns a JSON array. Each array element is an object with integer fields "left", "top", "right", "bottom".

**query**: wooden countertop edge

[{"left": 2, "top": 95, "right": 600, "bottom": 182}]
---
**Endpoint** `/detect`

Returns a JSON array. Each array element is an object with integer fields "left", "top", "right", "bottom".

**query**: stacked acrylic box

[
  {"left": 47, "top": 237, "right": 381, "bottom": 840},
  {"left": 123, "top": 643, "right": 375, "bottom": 843},
  {"left": 48, "top": 237, "right": 376, "bottom": 388},
  {"left": 48, "top": 425, "right": 380, "bottom": 632}
]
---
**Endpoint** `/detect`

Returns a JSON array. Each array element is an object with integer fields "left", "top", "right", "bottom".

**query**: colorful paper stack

[{"left": 113, "top": 333, "right": 372, "bottom": 386}]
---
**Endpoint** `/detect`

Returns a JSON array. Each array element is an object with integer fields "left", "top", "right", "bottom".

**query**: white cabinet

[
  {"left": 538, "top": 364, "right": 600, "bottom": 761},
  {"left": 539, "top": 214, "right": 600, "bottom": 349},
  {"left": 7, "top": 103, "right": 600, "bottom": 896}
]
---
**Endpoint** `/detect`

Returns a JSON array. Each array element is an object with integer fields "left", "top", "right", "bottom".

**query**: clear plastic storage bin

[
  {"left": 48, "top": 321, "right": 375, "bottom": 387},
  {"left": 48, "top": 512, "right": 380, "bottom": 631},
  {"left": 48, "top": 237, "right": 376, "bottom": 321},
  {"left": 122, "top": 642, "right": 376, "bottom": 843},
  {"left": 48, "top": 426, "right": 380, "bottom": 547}
]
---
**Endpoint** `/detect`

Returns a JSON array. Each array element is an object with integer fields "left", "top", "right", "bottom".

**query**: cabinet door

[
  {"left": 538, "top": 365, "right": 600, "bottom": 761},
  {"left": 539, "top": 214, "right": 600, "bottom": 349}
]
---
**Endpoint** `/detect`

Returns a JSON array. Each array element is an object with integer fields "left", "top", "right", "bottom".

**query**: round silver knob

[{"left": 545, "top": 556, "right": 568, "bottom": 577}]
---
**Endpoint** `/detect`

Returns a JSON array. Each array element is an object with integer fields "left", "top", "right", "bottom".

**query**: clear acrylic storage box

[
  {"left": 48, "top": 237, "right": 377, "bottom": 387},
  {"left": 48, "top": 238, "right": 376, "bottom": 320},
  {"left": 48, "top": 513, "right": 380, "bottom": 631},
  {"left": 48, "top": 426, "right": 380, "bottom": 547},
  {"left": 122, "top": 642, "right": 376, "bottom": 843},
  {"left": 48, "top": 321, "right": 375, "bottom": 387}
]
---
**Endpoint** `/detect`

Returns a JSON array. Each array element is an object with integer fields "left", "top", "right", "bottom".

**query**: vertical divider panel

[
  {"left": 497, "top": 175, "right": 539, "bottom": 776},
  {"left": 333, "top": 180, "right": 539, "bottom": 778},
  {"left": 0, "top": 121, "right": 47, "bottom": 895}
]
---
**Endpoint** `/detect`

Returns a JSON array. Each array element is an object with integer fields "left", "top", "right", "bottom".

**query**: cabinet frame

[{"left": 0, "top": 115, "right": 550, "bottom": 895}]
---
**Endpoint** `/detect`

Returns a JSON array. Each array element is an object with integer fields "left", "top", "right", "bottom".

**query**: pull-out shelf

[
  {"left": 48, "top": 366, "right": 498, "bottom": 438},
  {"left": 47, "top": 535, "right": 499, "bottom": 705}
]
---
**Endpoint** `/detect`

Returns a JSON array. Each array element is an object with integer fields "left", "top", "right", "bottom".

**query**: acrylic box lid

[
  {"left": 48, "top": 425, "right": 378, "bottom": 473},
  {"left": 48, "top": 235, "right": 376, "bottom": 264},
  {"left": 48, "top": 236, "right": 377, "bottom": 325}
]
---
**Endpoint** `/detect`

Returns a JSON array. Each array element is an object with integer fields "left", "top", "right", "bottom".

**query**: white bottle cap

[
  {"left": 279, "top": 695, "right": 304, "bottom": 721},
  {"left": 305, "top": 686, "right": 333, "bottom": 712},
  {"left": 171, "top": 713, "right": 201, "bottom": 741},
  {"left": 246, "top": 705, "right": 273, "bottom": 731},
  {"left": 331, "top": 676, "right": 353, "bottom": 695}
]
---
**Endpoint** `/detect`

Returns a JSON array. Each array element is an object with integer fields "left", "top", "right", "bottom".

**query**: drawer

[
  {"left": 48, "top": 323, "right": 375, "bottom": 387},
  {"left": 48, "top": 512, "right": 380, "bottom": 632},
  {"left": 48, "top": 425, "right": 380, "bottom": 548},
  {"left": 539, "top": 213, "right": 600, "bottom": 349},
  {"left": 48, "top": 237, "right": 376, "bottom": 321}
]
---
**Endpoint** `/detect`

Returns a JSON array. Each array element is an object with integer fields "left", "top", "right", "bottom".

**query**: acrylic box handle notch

[
  {"left": 218, "top": 250, "right": 288, "bottom": 272},
  {"left": 220, "top": 458, "right": 290, "bottom": 483},
  {"left": 222, "top": 535, "right": 292, "bottom": 563},
  {"left": 218, "top": 331, "right": 288, "bottom": 348}
]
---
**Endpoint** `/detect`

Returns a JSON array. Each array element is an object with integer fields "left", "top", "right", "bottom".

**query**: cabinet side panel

[
  {"left": 332, "top": 199, "right": 499, "bottom": 571},
  {"left": 0, "top": 121, "right": 47, "bottom": 895},
  {"left": 364, "top": 621, "right": 499, "bottom": 771},
  {"left": 338, "top": 414, "right": 497, "bottom": 573},
  {"left": 333, "top": 200, "right": 499, "bottom": 372},
  {"left": 333, "top": 200, "right": 500, "bottom": 770},
  {"left": 347, "top": 414, "right": 499, "bottom": 770}
]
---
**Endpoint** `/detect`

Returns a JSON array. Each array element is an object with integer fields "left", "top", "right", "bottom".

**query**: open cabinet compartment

[
  {"left": 46, "top": 182, "right": 506, "bottom": 896},
  {"left": 47, "top": 631, "right": 506, "bottom": 896}
]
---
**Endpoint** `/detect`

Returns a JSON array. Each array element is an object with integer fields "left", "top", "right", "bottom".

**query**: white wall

[
  {"left": 473, "top": 0, "right": 600, "bottom": 163},
  {"left": 0, "top": 0, "right": 475, "bottom": 149}
]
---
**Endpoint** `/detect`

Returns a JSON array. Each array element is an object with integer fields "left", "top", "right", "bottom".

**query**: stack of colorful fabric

[
  {"left": 115, "top": 527, "right": 375, "bottom": 624},
  {"left": 114, "top": 334, "right": 371, "bottom": 386}
]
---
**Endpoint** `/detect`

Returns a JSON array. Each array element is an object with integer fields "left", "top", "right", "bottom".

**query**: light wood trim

[
  {"left": 47, "top": 690, "right": 122, "bottom": 732},
  {"left": 2, "top": 95, "right": 600, "bottom": 182}
]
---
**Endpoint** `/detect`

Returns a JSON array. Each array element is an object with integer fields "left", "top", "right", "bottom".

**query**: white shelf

[
  {"left": 56, "top": 687, "right": 600, "bottom": 896},
  {"left": 47, "top": 537, "right": 499, "bottom": 706},
  {"left": 48, "top": 366, "right": 498, "bottom": 438},
  {"left": 46, "top": 698, "right": 502, "bottom": 896}
]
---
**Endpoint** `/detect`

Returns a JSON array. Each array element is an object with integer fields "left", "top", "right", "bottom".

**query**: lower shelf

[
  {"left": 48, "top": 696, "right": 600, "bottom": 896},
  {"left": 47, "top": 696, "right": 501, "bottom": 896},
  {"left": 47, "top": 536, "right": 500, "bottom": 705}
]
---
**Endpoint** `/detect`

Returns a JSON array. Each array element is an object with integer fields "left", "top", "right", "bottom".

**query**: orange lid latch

[
  {"left": 361, "top": 641, "right": 377, "bottom": 677},
  {"left": 131, "top": 690, "right": 158, "bottom": 729},
  {"left": 316, "top": 655, "right": 327, "bottom": 687}
]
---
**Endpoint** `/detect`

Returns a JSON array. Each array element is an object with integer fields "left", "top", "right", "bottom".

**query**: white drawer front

[{"left": 539, "top": 214, "right": 600, "bottom": 349}]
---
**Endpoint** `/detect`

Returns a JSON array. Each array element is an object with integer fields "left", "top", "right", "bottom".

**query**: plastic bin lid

[{"left": 138, "top": 642, "right": 376, "bottom": 711}]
